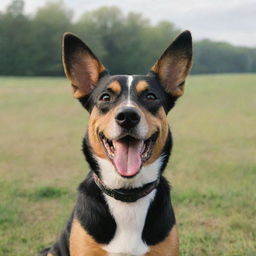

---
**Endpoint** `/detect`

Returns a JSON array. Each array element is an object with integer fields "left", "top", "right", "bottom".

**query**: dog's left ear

[
  {"left": 150, "top": 30, "right": 192, "bottom": 97},
  {"left": 62, "top": 33, "right": 107, "bottom": 99}
]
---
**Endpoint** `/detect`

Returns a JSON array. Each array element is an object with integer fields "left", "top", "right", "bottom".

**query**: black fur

[
  {"left": 160, "top": 131, "right": 173, "bottom": 173},
  {"left": 76, "top": 172, "right": 116, "bottom": 244},
  {"left": 39, "top": 76, "right": 177, "bottom": 254},
  {"left": 40, "top": 85, "right": 177, "bottom": 254},
  {"left": 39, "top": 174, "right": 117, "bottom": 256},
  {"left": 142, "top": 176, "right": 176, "bottom": 245},
  {"left": 82, "top": 134, "right": 100, "bottom": 176},
  {"left": 40, "top": 175, "right": 175, "bottom": 255},
  {"left": 40, "top": 30, "right": 193, "bottom": 255},
  {"left": 78, "top": 74, "right": 178, "bottom": 115}
]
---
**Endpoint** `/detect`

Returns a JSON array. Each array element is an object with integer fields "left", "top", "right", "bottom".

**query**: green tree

[
  {"left": 0, "top": 1, "right": 256, "bottom": 76},
  {"left": 30, "top": 0, "right": 72, "bottom": 75},
  {"left": 75, "top": 6, "right": 125, "bottom": 73},
  {"left": 192, "top": 40, "right": 255, "bottom": 74},
  {"left": 142, "top": 21, "right": 181, "bottom": 72},
  {"left": 74, "top": 7, "right": 179, "bottom": 74},
  {"left": 0, "top": 0, "right": 33, "bottom": 75}
]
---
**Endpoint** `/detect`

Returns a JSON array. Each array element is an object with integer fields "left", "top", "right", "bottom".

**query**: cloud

[{"left": 171, "top": 1, "right": 256, "bottom": 46}]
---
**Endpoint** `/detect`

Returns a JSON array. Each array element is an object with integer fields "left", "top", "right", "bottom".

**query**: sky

[{"left": 0, "top": 0, "right": 255, "bottom": 47}]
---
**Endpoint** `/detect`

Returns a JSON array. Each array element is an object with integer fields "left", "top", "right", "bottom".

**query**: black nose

[{"left": 115, "top": 107, "right": 141, "bottom": 129}]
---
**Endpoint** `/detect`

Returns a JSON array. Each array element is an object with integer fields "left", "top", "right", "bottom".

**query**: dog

[{"left": 39, "top": 30, "right": 192, "bottom": 256}]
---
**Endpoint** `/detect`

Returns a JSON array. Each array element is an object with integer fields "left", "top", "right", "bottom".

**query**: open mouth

[{"left": 99, "top": 132, "right": 158, "bottom": 178}]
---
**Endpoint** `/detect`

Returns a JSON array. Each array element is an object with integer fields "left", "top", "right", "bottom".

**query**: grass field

[{"left": 0, "top": 74, "right": 256, "bottom": 256}]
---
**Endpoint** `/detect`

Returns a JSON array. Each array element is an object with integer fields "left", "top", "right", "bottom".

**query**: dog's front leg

[
  {"left": 145, "top": 225, "right": 179, "bottom": 256},
  {"left": 69, "top": 218, "right": 108, "bottom": 256}
]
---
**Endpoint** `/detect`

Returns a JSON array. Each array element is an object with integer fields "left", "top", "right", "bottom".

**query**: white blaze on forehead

[
  {"left": 105, "top": 75, "right": 149, "bottom": 140},
  {"left": 127, "top": 75, "right": 133, "bottom": 106}
]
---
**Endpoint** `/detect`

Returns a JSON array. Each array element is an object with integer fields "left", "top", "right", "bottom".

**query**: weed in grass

[
  {"left": 0, "top": 204, "right": 19, "bottom": 227},
  {"left": 31, "top": 186, "right": 68, "bottom": 200}
]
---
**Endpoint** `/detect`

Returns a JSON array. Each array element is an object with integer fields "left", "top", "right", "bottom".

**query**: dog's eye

[
  {"left": 99, "top": 93, "right": 111, "bottom": 102},
  {"left": 146, "top": 93, "right": 157, "bottom": 100}
]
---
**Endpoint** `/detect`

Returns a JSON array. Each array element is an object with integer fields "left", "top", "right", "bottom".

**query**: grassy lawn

[{"left": 0, "top": 74, "right": 255, "bottom": 256}]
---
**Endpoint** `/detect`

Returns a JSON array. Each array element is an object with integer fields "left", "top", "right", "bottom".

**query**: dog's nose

[{"left": 115, "top": 107, "right": 141, "bottom": 129}]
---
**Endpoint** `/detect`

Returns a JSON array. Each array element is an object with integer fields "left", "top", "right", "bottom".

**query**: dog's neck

[{"left": 93, "top": 173, "right": 160, "bottom": 202}]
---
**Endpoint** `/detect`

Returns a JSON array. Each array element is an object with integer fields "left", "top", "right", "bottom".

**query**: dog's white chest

[{"left": 103, "top": 191, "right": 156, "bottom": 256}]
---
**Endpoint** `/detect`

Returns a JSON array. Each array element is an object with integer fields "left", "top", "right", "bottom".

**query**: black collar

[{"left": 93, "top": 173, "right": 160, "bottom": 203}]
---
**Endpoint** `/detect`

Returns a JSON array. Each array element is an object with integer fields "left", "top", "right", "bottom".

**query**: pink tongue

[{"left": 112, "top": 139, "right": 144, "bottom": 177}]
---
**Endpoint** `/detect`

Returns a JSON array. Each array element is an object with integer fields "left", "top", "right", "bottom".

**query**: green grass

[{"left": 0, "top": 74, "right": 256, "bottom": 255}]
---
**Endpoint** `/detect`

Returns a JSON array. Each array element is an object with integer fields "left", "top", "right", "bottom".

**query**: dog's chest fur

[{"left": 103, "top": 191, "right": 156, "bottom": 256}]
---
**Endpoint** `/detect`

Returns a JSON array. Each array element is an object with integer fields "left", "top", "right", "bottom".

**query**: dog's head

[{"left": 62, "top": 31, "right": 192, "bottom": 188}]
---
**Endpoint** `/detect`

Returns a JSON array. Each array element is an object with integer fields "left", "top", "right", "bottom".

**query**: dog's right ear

[{"left": 62, "top": 33, "right": 107, "bottom": 99}]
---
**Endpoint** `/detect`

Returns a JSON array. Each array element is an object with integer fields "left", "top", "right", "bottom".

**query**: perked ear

[
  {"left": 62, "top": 33, "right": 106, "bottom": 99},
  {"left": 151, "top": 30, "right": 192, "bottom": 97}
]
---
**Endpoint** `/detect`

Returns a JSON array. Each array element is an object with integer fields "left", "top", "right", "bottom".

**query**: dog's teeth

[{"left": 141, "top": 143, "right": 146, "bottom": 154}]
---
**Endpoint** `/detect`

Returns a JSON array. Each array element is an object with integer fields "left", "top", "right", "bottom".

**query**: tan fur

[
  {"left": 62, "top": 34, "right": 106, "bottom": 99},
  {"left": 136, "top": 80, "right": 149, "bottom": 94},
  {"left": 66, "top": 52, "right": 106, "bottom": 99},
  {"left": 47, "top": 253, "right": 54, "bottom": 256},
  {"left": 87, "top": 107, "right": 106, "bottom": 158},
  {"left": 146, "top": 225, "right": 179, "bottom": 256},
  {"left": 88, "top": 104, "right": 168, "bottom": 164},
  {"left": 142, "top": 106, "right": 169, "bottom": 165},
  {"left": 70, "top": 218, "right": 107, "bottom": 256},
  {"left": 151, "top": 53, "right": 191, "bottom": 97},
  {"left": 88, "top": 106, "right": 119, "bottom": 158},
  {"left": 108, "top": 80, "right": 121, "bottom": 94}
]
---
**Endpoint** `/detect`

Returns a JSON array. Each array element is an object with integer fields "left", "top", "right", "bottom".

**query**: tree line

[{"left": 0, "top": 0, "right": 256, "bottom": 76}]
